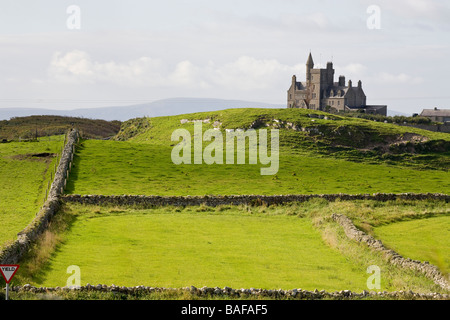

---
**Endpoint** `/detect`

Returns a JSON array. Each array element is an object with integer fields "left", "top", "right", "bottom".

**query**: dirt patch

[
  {"left": 10, "top": 153, "right": 57, "bottom": 161},
  {"left": 391, "top": 132, "right": 429, "bottom": 145}
]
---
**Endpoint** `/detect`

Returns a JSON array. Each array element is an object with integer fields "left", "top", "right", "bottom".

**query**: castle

[{"left": 287, "top": 53, "right": 386, "bottom": 115}]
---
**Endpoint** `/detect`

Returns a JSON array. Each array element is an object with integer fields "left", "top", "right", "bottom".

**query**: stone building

[
  {"left": 287, "top": 53, "right": 386, "bottom": 115},
  {"left": 419, "top": 108, "right": 450, "bottom": 123}
]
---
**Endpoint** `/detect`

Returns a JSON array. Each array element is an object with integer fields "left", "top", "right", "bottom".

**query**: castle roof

[{"left": 306, "top": 52, "right": 314, "bottom": 67}]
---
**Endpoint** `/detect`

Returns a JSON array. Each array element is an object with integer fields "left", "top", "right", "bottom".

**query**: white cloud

[
  {"left": 374, "top": 72, "right": 424, "bottom": 85},
  {"left": 383, "top": 0, "right": 447, "bottom": 18},
  {"left": 48, "top": 50, "right": 166, "bottom": 86},
  {"left": 212, "top": 56, "right": 302, "bottom": 90},
  {"left": 370, "top": 0, "right": 450, "bottom": 30},
  {"left": 307, "top": 12, "right": 329, "bottom": 29},
  {"left": 47, "top": 50, "right": 302, "bottom": 92},
  {"left": 339, "top": 63, "right": 368, "bottom": 78}
]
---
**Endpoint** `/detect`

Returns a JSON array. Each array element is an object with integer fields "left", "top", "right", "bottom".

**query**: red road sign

[{"left": 0, "top": 265, "right": 20, "bottom": 284}]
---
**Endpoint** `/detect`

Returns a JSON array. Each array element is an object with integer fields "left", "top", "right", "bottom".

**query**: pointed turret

[
  {"left": 306, "top": 52, "right": 314, "bottom": 68},
  {"left": 306, "top": 52, "right": 314, "bottom": 82}
]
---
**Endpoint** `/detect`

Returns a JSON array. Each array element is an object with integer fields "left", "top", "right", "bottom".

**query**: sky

[{"left": 0, "top": 0, "right": 449, "bottom": 114}]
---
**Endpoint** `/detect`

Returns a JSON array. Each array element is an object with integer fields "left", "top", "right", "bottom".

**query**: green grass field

[
  {"left": 24, "top": 205, "right": 369, "bottom": 290},
  {"left": 0, "top": 136, "right": 65, "bottom": 247},
  {"left": 2, "top": 109, "right": 449, "bottom": 298},
  {"left": 66, "top": 108, "right": 450, "bottom": 196},
  {"left": 13, "top": 200, "right": 447, "bottom": 294},
  {"left": 66, "top": 139, "right": 450, "bottom": 196},
  {"left": 118, "top": 108, "right": 450, "bottom": 170},
  {"left": 374, "top": 216, "right": 450, "bottom": 275}
]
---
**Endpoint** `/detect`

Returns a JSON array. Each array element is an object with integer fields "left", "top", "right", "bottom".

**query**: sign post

[{"left": 0, "top": 265, "right": 20, "bottom": 300}]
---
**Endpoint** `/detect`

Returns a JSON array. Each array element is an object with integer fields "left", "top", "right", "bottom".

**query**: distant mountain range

[
  {"left": 0, "top": 97, "right": 409, "bottom": 121},
  {"left": 0, "top": 98, "right": 285, "bottom": 122}
]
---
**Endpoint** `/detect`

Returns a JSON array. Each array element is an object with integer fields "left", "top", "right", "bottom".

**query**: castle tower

[
  {"left": 326, "top": 62, "right": 334, "bottom": 87},
  {"left": 306, "top": 52, "right": 314, "bottom": 83}
]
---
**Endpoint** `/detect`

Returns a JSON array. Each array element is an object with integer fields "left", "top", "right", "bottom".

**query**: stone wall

[
  {"left": 0, "top": 129, "right": 79, "bottom": 264},
  {"left": 9, "top": 284, "right": 449, "bottom": 300},
  {"left": 331, "top": 213, "right": 450, "bottom": 291},
  {"left": 63, "top": 193, "right": 449, "bottom": 208}
]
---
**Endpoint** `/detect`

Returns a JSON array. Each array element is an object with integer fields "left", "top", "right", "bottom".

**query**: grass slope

[
  {"left": 117, "top": 108, "right": 450, "bottom": 170},
  {"left": 66, "top": 139, "right": 449, "bottom": 196},
  {"left": 0, "top": 115, "right": 121, "bottom": 140},
  {"left": 374, "top": 216, "right": 450, "bottom": 275},
  {"left": 0, "top": 136, "right": 65, "bottom": 247}
]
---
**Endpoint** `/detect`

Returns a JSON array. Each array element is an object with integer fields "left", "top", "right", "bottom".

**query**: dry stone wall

[
  {"left": 63, "top": 193, "right": 449, "bottom": 208},
  {"left": 0, "top": 129, "right": 79, "bottom": 264},
  {"left": 10, "top": 284, "right": 449, "bottom": 300},
  {"left": 331, "top": 213, "right": 450, "bottom": 291}
]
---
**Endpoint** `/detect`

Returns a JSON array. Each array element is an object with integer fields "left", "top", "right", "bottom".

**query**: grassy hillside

[
  {"left": 66, "top": 108, "right": 449, "bottom": 196},
  {"left": 374, "top": 216, "right": 450, "bottom": 275},
  {"left": 0, "top": 136, "right": 65, "bottom": 247},
  {"left": 66, "top": 139, "right": 449, "bottom": 196},
  {"left": 116, "top": 108, "right": 450, "bottom": 170},
  {"left": 0, "top": 115, "right": 121, "bottom": 140}
]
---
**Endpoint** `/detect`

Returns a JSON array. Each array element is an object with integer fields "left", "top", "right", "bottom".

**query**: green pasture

[
  {"left": 13, "top": 200, "right": 447, "bottom": 294},
  {"left": 66, "top": 139, "right": 450, "bottom": 196},
  {"left": 0, "top": 136, "right": 65, "bottom": 247},
  {"left": 374, "top": 215, "right": 450, "bottom": 275}
]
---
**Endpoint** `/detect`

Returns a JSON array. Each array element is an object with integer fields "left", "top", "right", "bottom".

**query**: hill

[
  {"left": 116, "top": 108, "right": 450, "bottom": 170},
  {"left": 0, "top": 98, "right": 285, "bottom": 121},
  {"left": 0, "top": 115, "right": 121, "bottom": 140},
  {"left": 64, "top": 108, "right": 450, "bottom": 197}
]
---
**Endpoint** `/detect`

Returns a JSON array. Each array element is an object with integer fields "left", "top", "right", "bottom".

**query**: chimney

[
  {"left": 348, "top": 80, "right": 352, "bottom": 88},
  {"left": 339, "top": 75, "right": 345, "bottom": 86},
  {"left": 358, "top": 80, "right": 362, "bottom": 88}
]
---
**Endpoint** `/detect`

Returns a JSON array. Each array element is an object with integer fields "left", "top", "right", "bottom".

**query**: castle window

[{"left": 338, "top": 101, "right": 340, "bottom": 105}]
